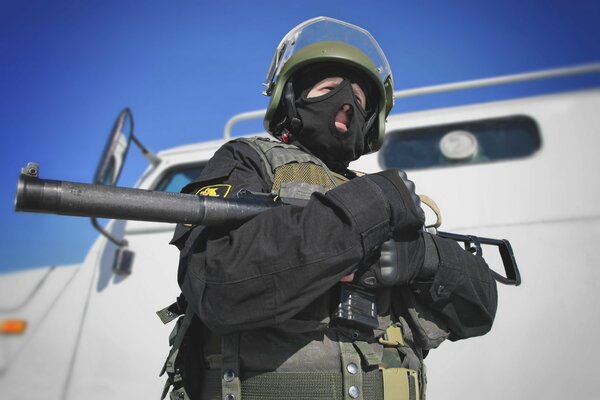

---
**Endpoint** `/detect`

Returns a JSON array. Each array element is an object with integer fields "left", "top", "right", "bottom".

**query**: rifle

[
  {"left": 15, "top": 162, "right": 521, "bottom": 329},
  {"left": 15, "top": 162, "right": 521, "bottom": 288}
]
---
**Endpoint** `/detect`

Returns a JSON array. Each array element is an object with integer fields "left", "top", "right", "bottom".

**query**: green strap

[
  {"left": 197, "top": 369, "right": 384, "bottom": 400},
  {"left": 420, "top": 363, "right": 427, "bottom": 400},
  {"left": 164, "top": 311, "right": 194, "bottom": 376},
  {"left": 221, "top": 334, "right": 242, "bottom": 400},
  {"left": 173, "top": 312, "right": 194, "bottom": 352},
  {"left": 160, "top": 311, "right": 195, "bottom": 399},
  {"left": 340, "top": 341, "right": 363, "bottom": 400},
  {"left": 353, "top": 341, "right": 382, "bottom": 367}
]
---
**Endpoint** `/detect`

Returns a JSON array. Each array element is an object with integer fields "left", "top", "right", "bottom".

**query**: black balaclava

[{"left": 294, "top": 79, "right": 367, "bottom": 170}]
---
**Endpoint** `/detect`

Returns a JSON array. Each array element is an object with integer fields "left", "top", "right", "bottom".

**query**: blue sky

[{"left": 2, "top": 0, "right": 599, "bottom": 273}]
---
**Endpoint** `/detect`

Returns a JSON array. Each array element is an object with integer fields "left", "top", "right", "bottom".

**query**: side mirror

[
  {"left": 93, "top": 108, "right": 134, "bottom": 186},
  {"left": 91, "top": 108, "right": 134, "bottom": 252}
]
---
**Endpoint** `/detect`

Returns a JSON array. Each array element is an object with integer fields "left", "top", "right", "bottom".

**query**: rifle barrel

[{"left": 15, "top": 174, "right": 274, "bottom": 226}]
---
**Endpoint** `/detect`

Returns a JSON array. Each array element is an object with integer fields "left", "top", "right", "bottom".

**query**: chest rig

[
  {"left": 240, "top": 136, "right": 347, "bottom": 197},
  {"left": 160, "top": 137, "right": 425, "bottom": 400}
]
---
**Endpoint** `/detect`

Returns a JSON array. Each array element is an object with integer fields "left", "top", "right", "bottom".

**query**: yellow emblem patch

[{"left": 195, "top": 184, "right": 232, "bottom": 198}]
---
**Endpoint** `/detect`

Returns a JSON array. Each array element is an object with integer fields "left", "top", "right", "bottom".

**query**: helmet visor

[{"left": 264, "top": 17, "right": 392, "bottom": 95}]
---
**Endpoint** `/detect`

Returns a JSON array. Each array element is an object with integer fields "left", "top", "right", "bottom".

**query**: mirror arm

[
  {"left": 90, "top": 217, "right": 129, "bottom": 247},
  {"left": 131, "top": 133, "right": 161, "bottom": 166}
]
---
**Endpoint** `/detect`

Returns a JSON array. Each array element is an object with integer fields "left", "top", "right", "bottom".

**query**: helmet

[{"left": 263, "top": 16, "right": 394, "bottom": 154}]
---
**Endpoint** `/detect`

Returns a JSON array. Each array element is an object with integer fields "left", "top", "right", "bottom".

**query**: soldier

[{"left": 162, "top": 16, "right": 497, "bottom": 400}]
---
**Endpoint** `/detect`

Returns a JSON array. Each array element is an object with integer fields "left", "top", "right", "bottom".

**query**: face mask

[{"left": 295, "top": 80, "right": 367, "bottom": 166}]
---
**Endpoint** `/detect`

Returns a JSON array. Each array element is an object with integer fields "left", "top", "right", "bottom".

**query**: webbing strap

[
  {"left": 161, "top": 311, "right": 195, "bottom": 400},
  {"left": 221, "top": 334, "right": 242, "bottom": 400},
  {"left": 199, "top": 370, "right": 384, "bottom": 400},
  {"left": 380, "top": 368, "right": 419, "bottom": 400},
  {"left": 340, "top": 341, "right": 363, "bottom": 400},
  {"left": 379, "top": 324, "right": 405, "bottom": 347},
  {"left": 165, "top": 311, "right": 194, "bottom": 375},
  {"left": 420, "top": 194, "right": 442, "bottom": 229},
  {"left": 377, "top": 323, "right": 422, "bottom": 400},
  {"left": 353, "top": 341, "right": 381, "bottom": 367}
]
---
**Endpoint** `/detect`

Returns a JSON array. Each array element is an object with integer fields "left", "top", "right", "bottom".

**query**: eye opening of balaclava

[
  {"left": 293, "top": 64, "right": 375, "bottom": 113},
  {"left": 299, "top": 79, "right": 367, "bottom": 118}
]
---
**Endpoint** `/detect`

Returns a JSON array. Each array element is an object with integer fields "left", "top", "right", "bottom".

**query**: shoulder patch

[{"left": 195, "top": 184, "right": 232, "bottom": 198}]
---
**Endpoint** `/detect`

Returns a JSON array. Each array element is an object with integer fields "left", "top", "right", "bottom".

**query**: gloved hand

[
  {"left": 357, "top": 233, "right": 439, "bottom": 288},
  {"left": 365, "top": 169, "right": 425, "bottom": 236}
]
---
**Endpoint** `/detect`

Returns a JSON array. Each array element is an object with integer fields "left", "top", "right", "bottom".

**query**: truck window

[
  {"left": 380, "top": 115, "right": 541, "bottom": 170},
  {"left": 153, "top": 164, "right": 205, "bottom": 192}
]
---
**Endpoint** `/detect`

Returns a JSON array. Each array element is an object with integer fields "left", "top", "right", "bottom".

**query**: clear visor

[{"left": 264, "top": 17, "right": 392, "bottom": 94}]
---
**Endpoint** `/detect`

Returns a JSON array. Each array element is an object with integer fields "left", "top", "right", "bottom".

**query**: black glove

[
  {"left": 365, "top": 169, "right": 425, "bottom": 236},
  {"left": 357, "top": 233, "right": 439, "bottom": 288}
]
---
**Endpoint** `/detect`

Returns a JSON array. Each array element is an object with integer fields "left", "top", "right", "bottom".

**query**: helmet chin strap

[
  {"left": 361, "top": 106, "right": 378, "bottom": 151},
  {"left": 277, "top": 80, "right": 302, "bottom": 142}
]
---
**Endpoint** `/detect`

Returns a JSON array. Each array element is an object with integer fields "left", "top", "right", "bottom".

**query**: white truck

[{"left": 1, "top": 64, "right": 599, "bottom": 399}]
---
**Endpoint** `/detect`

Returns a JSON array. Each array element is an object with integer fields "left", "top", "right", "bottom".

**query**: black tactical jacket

[{"left": 171, "top": 139, "right": 498, "bottom": 346}]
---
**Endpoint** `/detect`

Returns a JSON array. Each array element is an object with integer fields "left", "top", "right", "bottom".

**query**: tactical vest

[
  {"left": 242, "top": 136, "right": 344, "bottom": 198},
  {"left": 160, "top": 137, "right": 429, "bottom": 400}
]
